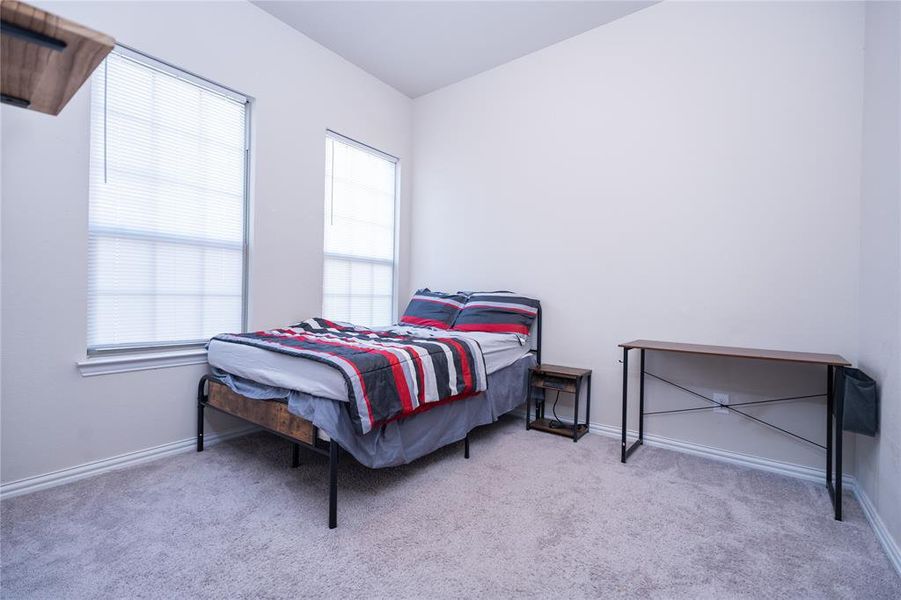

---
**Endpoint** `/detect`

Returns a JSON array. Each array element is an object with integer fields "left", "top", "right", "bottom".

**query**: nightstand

[{"left": 526, "top": 364, "right": 592, "bottom": 442}]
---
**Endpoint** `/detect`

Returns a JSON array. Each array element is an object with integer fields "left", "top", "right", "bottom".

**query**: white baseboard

[
  {"left": 516, "top": 409, "right": 841, "bottom": 483},
  {"left": 517, "top": 409, "right": 899, "bottom": 577},
  {"left": 851, "top": 480, "right": 901, "bottom": 576},
  {"left": 588, "top": 421, "right": 845, "bottom": 485},
  {"left": 0, "top": 426, "right": 257, "bottom": 501}
]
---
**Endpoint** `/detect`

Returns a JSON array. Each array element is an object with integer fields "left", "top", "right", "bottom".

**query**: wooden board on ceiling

[{"left": 1, "top": 0, "right": 115, "bottom": 115}]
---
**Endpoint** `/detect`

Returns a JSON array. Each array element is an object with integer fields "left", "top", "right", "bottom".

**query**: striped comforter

[{"left": 211, "top": 318, "right": 488, "bottom": 435}]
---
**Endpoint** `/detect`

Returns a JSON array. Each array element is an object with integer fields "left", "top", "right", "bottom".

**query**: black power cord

[{"left": 547, "top": 389, "right": 566, "bottom": 429}]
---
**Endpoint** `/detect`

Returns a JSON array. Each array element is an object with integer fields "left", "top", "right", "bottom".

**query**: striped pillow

[
  {"left": 399, "top": 289, "right": 469, "bottom": 329},
  {"left": 452, "top": 292, "right": 540, "bottom": 335}
]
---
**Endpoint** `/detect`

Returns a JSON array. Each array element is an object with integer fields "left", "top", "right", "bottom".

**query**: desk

[{"left": 619, "top": 339, "right": 851, "bottom": 520}]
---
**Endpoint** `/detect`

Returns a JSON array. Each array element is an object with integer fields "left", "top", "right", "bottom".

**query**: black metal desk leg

[
  {"left": 826, "top": 365, "right": 833, "bottom": 489},
  {"left": 621, "top": 348, "right": 643, "bottom": 463},
  {"left": 573, "top": 377, "right": 581, "bottom": 442},
  {"left": 639, "top": 349, "right": 646, "bottom": 444},
  {"left": 834, "top": 366, "right": 843, "bottom": 521},
  {"left": 329, "top": 440, "right": 339, "bottom": 529},
  {"left": 621, "top": 347, "right": 629, "bottom": 462}
]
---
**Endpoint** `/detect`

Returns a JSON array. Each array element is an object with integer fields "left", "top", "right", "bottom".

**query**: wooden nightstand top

[{"left": 532, "top": 364, "right": 591, "bottom": 379}]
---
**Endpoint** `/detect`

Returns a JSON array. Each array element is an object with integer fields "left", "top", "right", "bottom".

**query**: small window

[
  {"left": 87, "top": 47, "right": 250, "bottom": 353},
  {"left": 322, "top": 131, "right": 398, "bottom": 327}
]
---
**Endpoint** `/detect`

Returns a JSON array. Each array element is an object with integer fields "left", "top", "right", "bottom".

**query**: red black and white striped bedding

[
  {"left": 452, "top": 292, "right": 540, "bottom": 335},
  {"left": 211, "top": 318, "right": 487, "bottom": 435},
  {"left": 399, "top": 289, "right": 468, "bottom": 329}
]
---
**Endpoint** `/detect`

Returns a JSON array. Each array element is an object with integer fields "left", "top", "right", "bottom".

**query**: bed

[{"left": 196, "top": 293, "right": 542, "bottom": 528}]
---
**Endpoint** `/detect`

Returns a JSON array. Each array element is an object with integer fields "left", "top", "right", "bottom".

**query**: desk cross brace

[{"left": 640, "top": 371, "right": 826, "bottom": 450}]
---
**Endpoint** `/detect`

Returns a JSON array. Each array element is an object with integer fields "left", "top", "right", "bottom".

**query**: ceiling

[{"left": 253, "top": 1, "right": 657, "bottom": 98}]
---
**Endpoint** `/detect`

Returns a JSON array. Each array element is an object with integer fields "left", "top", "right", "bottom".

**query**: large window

[
  {"left": 88, "top": 48, "right": 249, "bottom": 353},
  {"left": 323, "top": 131, "right": 398, "bottom": 327}
]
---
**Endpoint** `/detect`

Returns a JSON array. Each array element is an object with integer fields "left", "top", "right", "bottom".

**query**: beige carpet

[{"left": 2, "top": 416, "right": 899, "bottom": 599}]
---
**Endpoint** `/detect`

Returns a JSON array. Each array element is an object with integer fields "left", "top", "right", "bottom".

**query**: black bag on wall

[{"left": 836, "top": 368, "right": 878, "bottom": 436}]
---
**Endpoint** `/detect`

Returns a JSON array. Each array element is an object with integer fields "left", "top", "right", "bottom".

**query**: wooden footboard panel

[{"left": 206, "top": 380, "right": 315, "bottom": 446}]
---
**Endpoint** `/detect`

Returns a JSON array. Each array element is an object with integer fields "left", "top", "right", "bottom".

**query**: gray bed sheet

[{"left": 211, "top": 354, "right": 535, "bottom": 468}]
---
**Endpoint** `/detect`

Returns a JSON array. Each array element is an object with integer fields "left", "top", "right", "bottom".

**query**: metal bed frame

[{"left": 196, "top": 304, "right": 541, "bottom": 529}]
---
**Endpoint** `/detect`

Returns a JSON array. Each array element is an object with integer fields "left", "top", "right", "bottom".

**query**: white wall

[
  {"left": 410, "top": 1, "right": 864, "bottom": 469},
  {"left": 856, "top": 0, "right": 901, "bottom": 556},
  {"left": 0, "top": 1, "right": 413, "bottom": 484}
]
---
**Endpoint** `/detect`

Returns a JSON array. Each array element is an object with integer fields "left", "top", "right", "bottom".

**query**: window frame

[
  {"left": 86, "top": 44, "right": 252, "bottom": 356},
  {"left": 322, "top": 129, "right": 400, "bottom": 326}
]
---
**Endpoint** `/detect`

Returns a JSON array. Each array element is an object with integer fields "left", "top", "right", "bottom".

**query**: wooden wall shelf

[{"left": 1, "top": 0, "right": 114, "bottom": 115}]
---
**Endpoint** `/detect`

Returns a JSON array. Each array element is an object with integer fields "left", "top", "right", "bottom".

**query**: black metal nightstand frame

[{"left": 526, "top": 365, "right": 592, "bottom": 442}]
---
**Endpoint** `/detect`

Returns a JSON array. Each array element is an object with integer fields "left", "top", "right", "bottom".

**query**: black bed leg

[
  {"left": 291, "top": 443, "right": 300, "bottom": 468},
  {"left": 196, "top": 377, "right": 206, "bottom": 453},
  {"left": 329, "top": 440, "right": 339, "bottom": 529},
  {"left": 197, "top": 402, "right": 204, "bottom": 452},
  {"left": 464, "top": 433, "right": 470, "bottom": 459}
]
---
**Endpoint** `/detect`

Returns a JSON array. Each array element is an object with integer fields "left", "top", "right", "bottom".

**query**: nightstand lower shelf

[{"left": 528, "top": 418, "right": 589, "bottom": 441}]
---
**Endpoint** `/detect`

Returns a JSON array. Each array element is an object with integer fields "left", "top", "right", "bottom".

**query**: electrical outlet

[{"left": 713, "top": 392, "right": 730, "bottom": 415}]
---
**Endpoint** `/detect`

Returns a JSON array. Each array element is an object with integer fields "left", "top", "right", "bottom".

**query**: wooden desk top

[{"left": 619, "top": 339, "right": 850, "bottom": 367}]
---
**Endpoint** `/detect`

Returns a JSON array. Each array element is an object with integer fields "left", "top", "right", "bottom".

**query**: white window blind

[
  {"left": 88, "top": 48, "right": 249, "bottom": 353},
  {"left": 323, "top": 132, "right": 398, "bottom": 327}
]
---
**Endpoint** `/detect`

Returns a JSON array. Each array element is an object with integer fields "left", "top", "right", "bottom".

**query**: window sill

[{"left": 76, "top": 347, "right": 208, "bottom": 377}]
